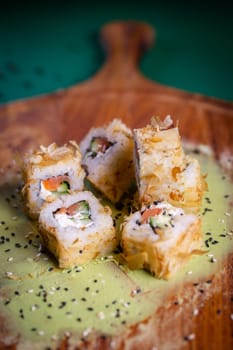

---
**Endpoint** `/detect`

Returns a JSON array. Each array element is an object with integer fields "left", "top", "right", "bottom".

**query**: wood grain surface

[{"left": 0, "top": 21, "right": 233, "bottom": 350}]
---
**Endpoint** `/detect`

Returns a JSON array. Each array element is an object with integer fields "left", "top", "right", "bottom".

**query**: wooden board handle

[{"left": 93, "top": 21, "right": 155, "bottom": 83}]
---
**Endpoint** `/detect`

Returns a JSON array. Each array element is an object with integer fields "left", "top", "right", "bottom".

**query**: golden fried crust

[{"left": 39, "top": 223, "right": 117, "bottom": 268}]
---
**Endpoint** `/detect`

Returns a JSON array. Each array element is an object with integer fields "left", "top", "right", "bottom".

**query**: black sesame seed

[
  {"left": 71, "top": 298, "right": 76, "bottom": 302},
  {"left": 47, "top": 315, "right": 52, "bottom": 319},
  {"left": 219, "top": 234, "right": 226, "bottom": 237},
  {"left": 224, "top": 194, "right": 229, "bottom": 198},
  {"left": 14, "top": 291, "right": 20, "bottom": 295},
  {"left": 93, "top": 279, "right": 98, "bottom": 283},
  {"left": 24, "top": 245, "right": 28, "bottom": 249},
  {"left": 64, "top": 287, "right": 69, "bottom": 291},
  {"left": 211, "top": 240, "right": 219, "bottom": 245},
  {"left": 81, "top": 297, "right": 86, "bottom": 302},
  {"left": 79, "top": 250, "right": 83, "bottom": 254},
  {"left": 216, "top": 309, "right": 222, "bottom": 315},
  {"left": 48, "top": 303, "right": 52, "bottom": 307},
  {"left": 4, "top": 248, "right": 11, "bottom": 252},
  {"left": 31, "top": 328, "right": 37, "bottom": 332},
  {"left": 87, "top": 307, "right": 94, "bottom": 311},
  {"left": 206, "top": 279, "right": 212, "bottom": 284},
  {"left": 76, "top": 317, "right": 82, "bottom": 322},
  {"left": 174, "top": 301, "right": 179, "bottom": 305},
  {"left": 112, "top": 300, "right": 117, "bottom": 304},
  {"left": 56, "top": 286, "right": 60, "bottom": 290},
  {"left": 199, "top": 289, "right": 205, "bottom": 294},
  {"left": 39, "top": 285, "right": 44, "bottom": 289},
  {"left": 15, "top": 243, "right": 21, "bottom": 248},
  {"left": 85, "top": 287, "right": 90, "bottom": 292}
]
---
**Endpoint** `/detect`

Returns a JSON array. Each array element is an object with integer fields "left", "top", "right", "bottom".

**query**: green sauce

[{"left": 0, "top": 149, "right": 232, "bottom": 348}]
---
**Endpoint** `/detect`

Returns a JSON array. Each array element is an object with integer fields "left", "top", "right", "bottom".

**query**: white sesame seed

[
  {"left": 11, "top": 216, "right": 18, "bottom": 220},
  {"left": 97, "top": 311, "right": 105, "bottom": 320},
  {"left": 31, "top": 305, "right": 38, "bottom": 311},
  {"left": 5, "top": 272, "right": 13, "bottom": 276},
  {"left": 83, "top": 328, "right": 92, "bottom": 337},
  {"left": 230, "top": 314, "right": 233, "bottom": 320},
  {"left": 187, "top": 333, "right": 195, "bottom": 340},
  {"left": 7, "top": 257, "right": 13, "bottom": 262},
  {"left": 51, "top": 335, "right": 58, "bottom": 341},
  {"left": 27, "top": 289, "right": 34, "bottom": 294},
  {"left": 224, "top": 212, "right": 231, "bottom": 217},
  {"left": 187, "top": 271, "right": 193, "bottom": 275},
  {"left": 76, "top": 266, "right": 82, "bottom": 272},
  {"left": 38, "top": 330, "right": 45, "bottom": 336},
  {"left": 193, "top": 309, "right": 199, "bottom": 316}
]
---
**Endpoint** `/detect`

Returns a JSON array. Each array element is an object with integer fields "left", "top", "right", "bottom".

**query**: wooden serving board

[{"left": 0, "top": 21, "right": 233, "bottom": 350}]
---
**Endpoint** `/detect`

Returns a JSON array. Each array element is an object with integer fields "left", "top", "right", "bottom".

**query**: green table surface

[{"left": 0, "top": 0, "right": 232, "bottom": 105}]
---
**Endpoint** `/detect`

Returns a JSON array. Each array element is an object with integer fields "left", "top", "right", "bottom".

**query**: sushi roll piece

[
  {"left": 22, "top": 141, "right": 85, "bottom": 219},
  {"left": 133, "top": 116, "right": 205, "bottom": 212},
  {"left": 80, "top": 119, "right": 135, "bottom": 203},
  {"left": 121, "top": 201, "right": 202, "bottom": 279},
  {"left": 38, "top": 191, "right": 116, "bottom": 268}
]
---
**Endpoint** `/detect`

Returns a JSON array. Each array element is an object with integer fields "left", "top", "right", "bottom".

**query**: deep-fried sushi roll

[
  {"left": 38, "top": 191, "right": 116, "bottom": 268},
  {"left": 79, "top": 119, "right": 134, "bottom": 203},
  {"left": 22, "top": 141, "right": 85, "bottom": 219},
  {"left": 133, "top": 116, "right": 206, "bottom": 212},
  {"left": 121, "top": 201, "right": 202, "bottom": 279}
]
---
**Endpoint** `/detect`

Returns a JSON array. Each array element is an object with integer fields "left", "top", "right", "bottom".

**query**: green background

[{"left": 0, "top": 0, "right": 232, "bottom": 104}]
